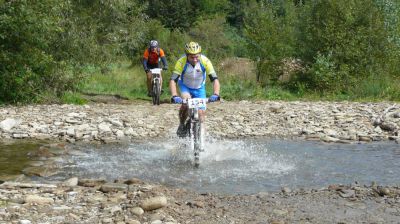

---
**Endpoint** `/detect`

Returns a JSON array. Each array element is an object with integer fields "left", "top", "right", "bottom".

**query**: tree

[
  {"left": 296, "top": 0, "right": 394, "bottom": 92},
  {"left": 145, "top": 0, "right": 201, "bottom": 30}
]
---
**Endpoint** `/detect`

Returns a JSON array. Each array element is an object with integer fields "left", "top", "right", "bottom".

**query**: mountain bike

[
  {"left": 182, "top": 98, "right": 210, "bottom": 168},
  {"left": 150, "top": 68, "right": 162, "bottom": 105}
]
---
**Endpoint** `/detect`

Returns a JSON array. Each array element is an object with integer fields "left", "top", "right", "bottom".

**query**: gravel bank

[
  {"left": 1, "top": 178, "right": 400, "bottom": 224},
  {"left": 0, "top": 100, "right": 399, "bottom": 143}
]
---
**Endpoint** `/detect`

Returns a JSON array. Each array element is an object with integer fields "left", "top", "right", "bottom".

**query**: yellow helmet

[{"left": 185, "top": 42, "right": 201, "bottom": 54}]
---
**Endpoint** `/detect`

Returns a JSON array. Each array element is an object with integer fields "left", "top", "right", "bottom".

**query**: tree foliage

[
  {"left": 296, "top": 0, "right": 395, "bottom": 92},
  {"left": 243, "top": 0, "right": 298, "bottom": 84},
  {"left": 0, "top": 0, "right": 147, "bottom": 103}
]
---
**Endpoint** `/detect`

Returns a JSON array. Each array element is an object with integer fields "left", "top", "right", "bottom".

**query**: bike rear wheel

[{"left": 152, "top": 79, "right": 160, "bottom": 105}]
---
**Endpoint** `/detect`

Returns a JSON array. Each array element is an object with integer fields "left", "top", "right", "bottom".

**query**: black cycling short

[{"left": 147, "top": 64, "right": 159, "bottom": 69}]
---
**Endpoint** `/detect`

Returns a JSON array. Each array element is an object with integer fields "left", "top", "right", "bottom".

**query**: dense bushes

[
  {"left": 243, "top": 0, "right": 400, "bottom": 96},
  {"left": 0, "top": 0, "right": 147, "bottom": 103},
  {"left": 1, "top": 0, "right": 399, "bottom": 103},
  {"left": 0, "top": 1, "right": 67, "bottom": 103}
]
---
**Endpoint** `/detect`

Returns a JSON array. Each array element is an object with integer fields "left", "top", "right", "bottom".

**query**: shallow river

[{"left": 1, "top": 139, "right": 399, "bottom": 194}]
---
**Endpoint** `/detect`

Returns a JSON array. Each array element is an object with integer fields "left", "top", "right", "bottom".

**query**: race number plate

[
  {"left": 187, "top": 98, "right": 207, "bottom": 109},
  {"left": 150, "top": 68, "right": 162, "bottom": 74}
]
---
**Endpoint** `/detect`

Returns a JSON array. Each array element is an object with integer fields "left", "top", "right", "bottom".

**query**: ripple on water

[{"left": 54, "top": 138, "right": 400, "bottom": 194}]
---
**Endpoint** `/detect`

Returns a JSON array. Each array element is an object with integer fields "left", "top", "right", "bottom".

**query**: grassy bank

[{"left": 68, "top": 60, "right": 400, "bottom": 104}]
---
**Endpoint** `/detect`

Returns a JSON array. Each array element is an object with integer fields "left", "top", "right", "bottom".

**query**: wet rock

[
  {"left": 140, "top": 196, "right": 168, "bottom": 211},
  {"left": 320, "top": 135, "right": 340, "bottom": 143},
  {"left": 377, "top": 187, "right": 391, "bottom": 196},
  {"left": 78, "top": 178, "right": 107, "bottom": 187},
  {"left": 22, "top": 167, "right": 58, "bottom": 177},
  {"left": 100, "top": 183, "right": 127, "bottom": 193},
  {"left": 28, "top": 147, "right": 55, "bottom": 158},
  {"left": 63, "top": 177, "right": 78, "bottom": 187},
  {"left": 124, "top": 178, "right": 144, "bottom": 185},
  {"left": 281, "top": 187, "right": 292, "bottom": 194},
  {"left": 358, "top": 136, "right": 372, "bottom": 142}
]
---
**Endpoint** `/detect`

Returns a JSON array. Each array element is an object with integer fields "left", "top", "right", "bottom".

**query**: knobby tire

[
  {"left": 193, "top": 121, "right": 201, "bottom": 168},
  {"left": 152, "top": 79, "right": 160, "bottom": 105}
]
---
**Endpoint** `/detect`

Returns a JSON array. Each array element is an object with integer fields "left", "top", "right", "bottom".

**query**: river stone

[
  {"left": 19, "top": 220, "right": 32, "bottom": 224},
  {"left": 63, "top": 177, "right": 78, "bottom": 187},
  {"left": 0, "top": 118, "right": 21, "bottom": 131},
  {"left": 130, "top": 207, "right": 144, "bottom": 216},
  {"left": 22, "top": 167, "right": 58, "bottom": 177},
  {"left": 13, "top": 133, "right": 29, "bottom": 139},
  {"left": 25, "top": 195, "right": 54, "bottom": 204},
  {"left": 339, "top": 189, "right": 355, "bottom": 198},
  {"left": 359, "top": 136, "right": 372, "bottom": 142},
  {"left": 320, "top": 135, "right": 339, "bottom": 143},
  {"left": 98, "top": 122, "right": 112, "bottom": 133},
  {"left": 124, "top": 178, "right": 144, "bottom": 185},
  {"left": 100, "top": 183, "right": 127, "bottom": 193},
  {"left": 78, "top": 178, "right": 106, "bottom": 187},
  {"left": 140, "top": 196, "right": 168, "bottom": 211},
  {"left": 380, "top": 122, "right": 397, "bottom": 132}
]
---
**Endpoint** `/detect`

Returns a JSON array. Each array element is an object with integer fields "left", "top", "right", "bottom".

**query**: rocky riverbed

[
  {"left": 0, "top": 177, "right": 400, "bottom": 224},
  {"left": 1, "top": 100, "right": 400, "bottom": 223},
  {"left": 0, "top": 100, "right": 399, "bottom": 144}
]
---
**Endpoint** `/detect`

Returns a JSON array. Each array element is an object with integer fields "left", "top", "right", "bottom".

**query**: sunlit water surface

[{"left": 54, "top": 139, "right": 400, "bottom": 194}]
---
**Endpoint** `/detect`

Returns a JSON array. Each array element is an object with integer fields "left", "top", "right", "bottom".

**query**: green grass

[
  {"left": 78, "top": 61, "right": 171, "bottom": 101},
  {"left": 71, "top": 60, "right": 400, "bottom": 104},
  {"left": 61, "top": 91, "right": 87, "bottom": 105}
]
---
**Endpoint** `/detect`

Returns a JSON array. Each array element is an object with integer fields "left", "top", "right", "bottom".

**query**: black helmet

[{"left": 149, "top": 40, "right": 159, "bottom": 48}]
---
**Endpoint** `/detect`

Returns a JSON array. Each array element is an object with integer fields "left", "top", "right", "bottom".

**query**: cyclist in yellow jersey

[{"left": 170, "top": 42, "right": 220, "bottom": 137}]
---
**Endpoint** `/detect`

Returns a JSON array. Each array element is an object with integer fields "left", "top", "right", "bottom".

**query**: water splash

[{"left": 57, "top": 138, "right": 400, "bottom": 194}]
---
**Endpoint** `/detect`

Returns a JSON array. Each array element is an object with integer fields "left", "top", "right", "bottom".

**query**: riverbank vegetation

[{"left": 1, "top": 0, "right": 399, "bottom": 104}]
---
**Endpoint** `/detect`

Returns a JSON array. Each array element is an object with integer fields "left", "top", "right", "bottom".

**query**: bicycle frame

[{"left": 183, "top": 98, "right": 208, "bottom": 167}]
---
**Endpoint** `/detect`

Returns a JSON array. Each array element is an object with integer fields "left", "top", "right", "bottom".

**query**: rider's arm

[
  {"left": 201, "top": 55, "right": 219, "bottom": 95},
  {"left": 169, "top": 78, "right": 179, "bottom": 96},
  {"left": 212, "top": 79, "right": 220, "bottom": 96},
  {"left": 142, "top": 49, "right": 149, "bottom": 71},
  {"left": 159, "top": 49, "right": 168, "bottom": 69},
  {"left": 161, "top": 57, "right": 168, "bottom": 69},
  {"left": 170, "top": 71, "right": 180, "bottom": 96}
]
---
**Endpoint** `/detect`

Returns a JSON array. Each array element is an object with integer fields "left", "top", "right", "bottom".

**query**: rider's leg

[
  {"left": 160, "top": 74, "right": 163, "bottom": 94},
  {"left": 177, "top": 92, "right": 191, "bottom": 137},
  {"left": 146, "top": 72, "right": 152, "bottom": 96}
]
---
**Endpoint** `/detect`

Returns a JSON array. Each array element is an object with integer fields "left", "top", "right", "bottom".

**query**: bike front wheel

[
  {"left": 193, "top": 121, "right": 202, "bottom": 168},
  {"left": 152, "top": 79, "right": 160, "bottom": 105}
]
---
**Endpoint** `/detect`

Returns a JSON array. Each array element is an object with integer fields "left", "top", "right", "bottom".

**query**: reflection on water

[
  {"left": 0, "top": 140, "right": 45, "bottom": 179},
  {"left": 57, "top": 138, "right": 400, "bottom": 194}
]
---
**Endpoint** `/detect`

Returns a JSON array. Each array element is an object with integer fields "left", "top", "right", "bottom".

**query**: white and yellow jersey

[{"left": 171, "top": 54, "right": 217, "bottom": 89}]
